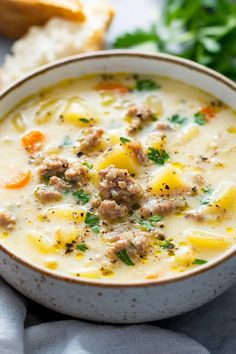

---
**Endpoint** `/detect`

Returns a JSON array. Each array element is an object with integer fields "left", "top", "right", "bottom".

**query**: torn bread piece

[
  {"left": 0, "top": 0, "right": 86, "bottom": 39},
  {"left": 0, "top": 2, "right": 114, "bottom": 90}
]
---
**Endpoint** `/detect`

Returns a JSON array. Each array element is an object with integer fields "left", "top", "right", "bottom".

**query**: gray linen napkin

[{"left": 0, "top": 278, "right": 209, "bottom": 354}]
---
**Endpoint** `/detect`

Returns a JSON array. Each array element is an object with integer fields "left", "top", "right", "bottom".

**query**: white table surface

[{"left": 0, "top": 1, "right": 235, "bottom": 353}]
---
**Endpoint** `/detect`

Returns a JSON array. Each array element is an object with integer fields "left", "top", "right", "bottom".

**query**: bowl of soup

[{"left": 0, "top": 51, "right": 235, "bottom": 323}]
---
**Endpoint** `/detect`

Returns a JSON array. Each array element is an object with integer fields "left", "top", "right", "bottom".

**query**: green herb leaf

[
  {"left": 149, "top": 215, "right": 162, "bottom": 223},
  {"left": 168, "top": 114, "right": 187, "bottom": 125},
  {"left": 136, "top": 79, "right": 161, "bottom": 91},
  {"left": 194, "top": 112, "right": 207, "bottom": 125},
  {"left": 192, "top": 258, "right": 208, "bottom": 265},
  {"left": 200, "top": 199, "right": 210, "bottom": 205},
  {"left": 85, "top": 212, "right": 100, "bottom": 232},
  {"left": 147, "top": 147, "right": 170, "bottom": 165},
  {"left": 91, "top": 225, "right": 100, "bottom": 234},
  {"left": 113, "top": 28, "right": 159, "bottom": 49},
  {"left": 79, "top": 118, "right": 90, "bottom": 123},
  {"left": 76, "top": 243, "right": 88, "bottom": 252},
  {"left": 200, "top": 185, "right": 213, "bottom": 205},
  {"left": 138, "top": 215, "right": 162, "bottom": 230},
  {"left": 160, "top": 239, "right": 175, "bottom": 250},
  {"left": 202, "top": 185, "right": 213, "bottom": 194},
  {"left": 81, "top": 161, "right": 94, "bottom": 169},
  {"left": 116, "top": 249, "right": 135, "bottom": 266},
  {"left": 120, "top": 137, "right": 131, "bottom": 144},
  {"left": 73, "top": 190, "right": 91, "bottom": 204},
  {"left": 113, "top": 0, "right": 236, "bottom": 81}
]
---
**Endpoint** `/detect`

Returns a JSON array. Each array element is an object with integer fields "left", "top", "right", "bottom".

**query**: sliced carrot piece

[
  {"left": 5, "top": 170, "right": 31, "bottom": 189},
  {"left": 200, "top": 105, "right": 216, "bottom": 121},
  {"left": 95, "top": 82, "right": 129, "bottom": 94},
  {"left": 22, "top": 130, "right": 45, "bottom": 153}
]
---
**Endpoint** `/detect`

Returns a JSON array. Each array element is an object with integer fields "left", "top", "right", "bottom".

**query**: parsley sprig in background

[{"left": 113, "top": 0, "right": 236, "bottom": 81}]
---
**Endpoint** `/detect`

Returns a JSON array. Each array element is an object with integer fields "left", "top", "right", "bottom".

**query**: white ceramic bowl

[{"left": 0, "top": 51, "right": 236, "bottom": 323}]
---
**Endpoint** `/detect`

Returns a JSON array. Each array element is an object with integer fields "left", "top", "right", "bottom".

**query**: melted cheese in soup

[{"left": 0, "top": 73, "right": 236, "bottom": 282}]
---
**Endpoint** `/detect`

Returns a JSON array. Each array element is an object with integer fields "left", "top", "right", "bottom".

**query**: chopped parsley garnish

[
  {"left": 149, "top": 215, "right": 162, "bottom": 223},
  {"left": 82, "top": 161, "right": 93, "bottom": 169},
  {"left": 73, "top": 190, "right": 91, "bottom": 205},
  {"left": 202, "top": 185, "right": 213, "bottom": 194},
  {"left": 147, "top": 147, "right": 170, "bottom": 165},
  {"left": 136, "top": 79, "right": 160, "bottom": 91},
  {"left": 116, "top": 249, "right": 135, "bottom": 266},
  {"left": 138, "top": 215, "right": 162, "bottom": 230},
  {"left": 200, "top": 185, "right": 213, "bottom": 205},
  {"left": 200, "top": 199, "right": 210, "bottom": 205},
  {"left": 76, "top": 243, "right": 88, "bottom": 252},
  {"left": 120, "top": 136, "right": 131, "bottom": 144},
  {"left": 160, "top": 239, "right": 175, "bottom": 250},
  {"left": 91, "top": 225, "right": 100, "bottom": 234},
  {"left": 79, "top": 118, "right": 90, "bottom": 123},
  {"left": 194, "top": 112, "right": 206, "bottom": 125},
  {"left": 192, "top": 259, "right": 207, "bottom": 265},
  {"left": 62, "top": 135, "right": 72, "bottom": 146},
  {"left": 85, "top": 212, "right": 100, "bottom": 233},
  {"left": 168, "top": 114, "right": 187, "bottom": 125}
]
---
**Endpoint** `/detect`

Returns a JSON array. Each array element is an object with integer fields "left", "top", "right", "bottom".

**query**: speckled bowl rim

[{"left": 0, "top": 50, "right": 236, "bottom": 288}]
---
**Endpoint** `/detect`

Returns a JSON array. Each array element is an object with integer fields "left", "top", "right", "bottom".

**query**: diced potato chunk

[
  {"left": 27, "top": 231, "right": 54, "bottom": 254},
  {"left": 145, "top": 95, "right": 163, "bottom": 116},
  {"left": 63, "top": 97, "right": 99, "bottom": 126},
  {"left": 203, "top": 181, "right": 236, "bottom": 214},
  {"left": 186, "top": 182, "right": 236, "bottom": 222},
  {"left": 55, "top": 228, "right": 79, "bottom": 248},
  {"left": 186, "top": 229, "right": 232, "bottom": 250},
  {"left": 96, "top": 144, "right": 139, "bottom": 174},
  {"left": 108, "top": 134, "right": 120, "bottom": 146},
  {"left": 148, "top": 132, "right": 166, "bottom": 150},
  {"left": 149, "top": 165, "right": 187, "bottom": 195},
  {"left": 174, "top": 245, "right": 196, "bottom": 266},
  {"left": 39, "top": 206, "right": 86, "bottom": 223},
  {"left": 180, "top": 123, "right": 200, "bottom": 143}
]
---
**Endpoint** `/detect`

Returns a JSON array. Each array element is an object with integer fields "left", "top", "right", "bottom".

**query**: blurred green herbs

[{"left": 113, "top": 0, "right": 236, "bottom": 80}]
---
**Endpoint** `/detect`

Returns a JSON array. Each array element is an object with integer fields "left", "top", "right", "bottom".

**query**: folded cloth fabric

[{"left": 0, "top": 279, "right": 209, "bottom": 354}]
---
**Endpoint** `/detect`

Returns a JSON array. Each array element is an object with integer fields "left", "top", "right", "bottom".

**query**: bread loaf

[
  {"left": 0, "top": 0, "right": 86, "bottom": 38},
  {"left": 0, "top": 2, "right": 114, "bottom": 89}
]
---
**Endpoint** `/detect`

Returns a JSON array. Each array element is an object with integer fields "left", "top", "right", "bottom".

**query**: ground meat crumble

[
  {"left": 141, "top": 197, "right": 187, "bottom": 218},
  {"left": 39, "top": 155, "right": 69, "bottom": 177},
  {"left": 99, "top": 200, "right": 129, "bottom": 220},
  {"left": 99, "top": 165, "right": 143, "bottom": 207},
  {"left": 35, "top": 185, "right": 62, "bottom": 203},
  {"left": 64, "top": 162, "right": 88, "bottom": 185},
  {"left": 185, "top": 210, "right": 205, "bottom": 222},
  {"left": 79, "top": 127, "right": 104, "bottom": 153},
  {"left": 107, "top": 230, "right": 149, "bottom": 260},
  {"left": 0, "top": 210, "right": 16, "bottom": 231},
  {"left": 127, "top": 140, "right": 149, "bottom": 166},
  {"left": 127, "top": 105, "right": 154, "bottom": 134},
  {"left": 49, "top": 176, "right": 71, "bottom": 191}
]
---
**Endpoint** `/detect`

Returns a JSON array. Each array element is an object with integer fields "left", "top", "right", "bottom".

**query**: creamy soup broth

[{"left": 0, "top": 73, "right": 236, "bottom": 282}]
